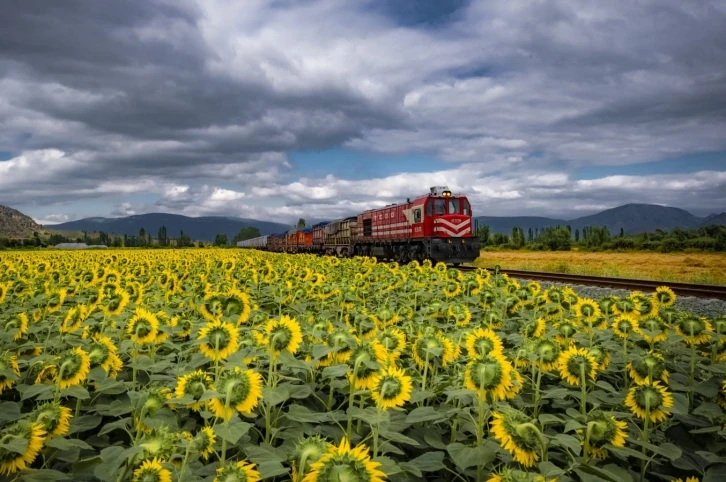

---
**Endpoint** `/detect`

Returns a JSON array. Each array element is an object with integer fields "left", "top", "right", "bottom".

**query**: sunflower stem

[
  {"left": 579, "top": 362, "right": 587, "bottom": 416},
  {"left": 640, "top": 398, "right": 651, "bottom": 482},
  {"left": 689, "top": 325, "right": 696, "bottom": 413},
  {"left": 533, "top": 363, "right": 543, "bottom": 420},
  {"left": 346, "top": 360, "right": 361, "bottom": 439},
  {"left": 420, "top": 350, "right": 430, "bottom": 407},
  {"left": 179, "top": 437, "right": 194, "bottom": 481},
  {"left": 373, "top": 404, "right": 381, "bottom": 458},
  {"left": 622, "top": 335, "right": 628, "bottom": 389},
  {"left": 583, "top": 421, "right": 596, "bottom": 464}
]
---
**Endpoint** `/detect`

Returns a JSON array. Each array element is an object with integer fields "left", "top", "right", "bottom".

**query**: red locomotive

[{"left": 237, "top": 186, "right": 480, "bottom": 265}]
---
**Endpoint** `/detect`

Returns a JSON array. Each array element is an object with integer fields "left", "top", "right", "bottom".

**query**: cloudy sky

[{"left": 1, "top": 0, "right": 725, "bottom": 225}]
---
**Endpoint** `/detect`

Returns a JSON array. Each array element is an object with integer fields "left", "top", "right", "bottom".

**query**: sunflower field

[{"left": 1, "top": 250, "right": 725, "bottom": 482}]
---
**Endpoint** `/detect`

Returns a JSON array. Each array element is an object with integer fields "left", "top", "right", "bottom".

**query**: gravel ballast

[{"left": 512, "top": 278, "right": 726, "bottom": 319}]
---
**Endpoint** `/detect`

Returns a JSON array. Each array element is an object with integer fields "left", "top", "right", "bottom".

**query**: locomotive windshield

[{"left": 434, "top": 198, "right": 446, "bottom": 214}]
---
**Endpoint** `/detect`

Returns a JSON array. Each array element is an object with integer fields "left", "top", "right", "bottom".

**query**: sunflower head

[
  {"left": 612, "top": 314, "right": 641, "bottom": 339},
  {"left": 198, "top": 319, "right": 240, "bottom": 361},
  {"left": 558, "top": 346, "right": 598, "bottom": 386},
  {"left": 0, "top": 420, "right": 46, "bottom": 476},
  {"left": 582, "top": 410, "right": 628, "bottom": 449},
  {"left": 347, "top": 340, "right": 388, "bottom": 390},
  {"left": 132, "top": 457, "right": 172, "bottom": 482},
  {"left": 490, "top": 409, "right": 542, "bottom": 467},
  {"left": 208, "top": 367, "right": 264, "bottom": 420},
  {"left": 370, "top": 366, "right": 413, "bottom": 409},
  {"left": 195, "top": 426, "right": 216, "bottom": 461},
  {"left": 264, "top": 315, "right": 303, "bottom": 356},
  {"left": 534, "top": 338, "right": 561, "bottom": 371},
  {"left": 675, "top": 316, "right": 713, "bottom": 345},
  {"left": 465, "top": 328, "right": 504, "bottom": 359},
  {"left": 625, "top": 380, "right": 674, "bottom": 423},
  {"left": 214, "top": 460, "right": 261, "bottom": 482},
  {"left": 31, "top": 401, "right": 72, "bottom": 438},
  {"left": 628, "top": 351, "right": 668, "bottom": 384},
  {"left": 302, "top": 438, "right": 386, "bottom": 482},
  {"left": 654, "top": 286, "right": 676, "bottom": 307},
  {"left": 127, "top": 307, "right": 160, "bottom": 344},
  {"left": 464, "top": 352, "right": 520, "bottom": 402},
  {"left": 291, "top": 435, "right": 332, "bottom": 478},
  {"left": 56, "top": 347, "right": 91, "bottom": 389},
  {"left": 175, "top": 370, "right": 213, "bottom": 411}
]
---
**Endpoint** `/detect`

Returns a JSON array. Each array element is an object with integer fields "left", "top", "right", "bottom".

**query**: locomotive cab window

[
  {"left": 448, "top": 198, "right": 460, "bottom": 214},
  {"left": 426, "top": 201, "right": 432, "bottom": 217},
  {"left": 413, "top": 208, "right": 422, "bottom": 223},
  {"left": 462, "top": 199, "right": 470, "bottom": 215},
  {"left": 434, "top": 198, "right": 446, "bottom": 215}
]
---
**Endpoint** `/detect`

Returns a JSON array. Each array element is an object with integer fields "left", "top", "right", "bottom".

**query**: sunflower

[
  {"left": 580, "top": 410, "right": 627, "bottom": 459},
  {"left": 303, "top": 438, "right": 386, "bottom": 482},
  {"left": 628, "top": 351, "right": 669, "bottom": 384},
  {"left": 612, "top": 314, "right": 641, "bottom": 339},
  {"left": 347, "top": 340, "right": 388, "bottom": 390},
  {"left": 534, "top": 338, "right": 561, "bottom": 372},
  {"left": 490, "top": 409, "right": 542, "bottom": 467},
  {"left": 464, "top": 352, "right": 520, "bottom": 402},
  {"left": 175, "top": 370, "right": 214, "bottom": 411},
  {"left": 412, "top": 332, "right": 457, "bottom": 369},
  {"left": 61, "top": 305, "right": 88, "bottom": 334},
  {"left": 654, "top": 286, "right": 676, "bottom": 307},
  {"left": 0, "top": 282, "right": 9, "bottom": 304},
  {"left": 30, "top": 401, "right": 72, "bottom": 439},
  {"left": 587, "top": 345, "right": 611, "bottom": 371},
  {"left": 448, "top": 303, "right": 472, "bottom": 327},
  {"left": 263, "top": 315, "right": 303, "bottom": 356},
  {"left": 208, "top": 367, "right": 264, "bottom": 420},
  {"left": 575, "top": 298, "right": 602, "bottom": 325},
  {"left": 625, "top": 380, "right": 674, "bottom": 423},
  {"left": 195, "top": 426, "right": 216, "bottom": 461},
  {"left": 2, "top": 312, "right": 28, "bottom": 341},
  {"left": 127, "top": 307, "right": 160, "bottom": 344},
  {"left": 136, "top": 427, "right": 177, "bottom": 461},
  {"left": 370, "top": 366, "right": 413, "bottom": 409},
  {"left": 198, "top": 319, "right": 239, "bottom": 361},
  {"left": 670, "top": 478, "right": 699, "bottom": 482},
  {"left": 132, "top": 457, "right": 172, "bottom": 482},
  {"left": 89, "top": 334, "right": 124, "bottom": 377},
  {"left": 101, "top": 290, "right": 130, "bottom": 317},
  {"left": 639, "top": 316, "right": 669, "bottom": 344},
  {"left": 465, "top": 328, "right": 504, "bottom": 359},
  {"left": 291, "top": 436, "right": 331, "bottom": 482},
  {"left": 442, "top": 280, "right": 462, "bottom": 298},
  {"left": 675, "top": 316, "right": 713, "bottom": 345},
  {"left": 0, "top": 421, "right": 46, "bottom": 476},
  {"left": 520, "top": 317, "right": 546, "bottom": 339},
  {"left": 199, "top": 291, "right": 226, "bottom": 322},
  {"left": 45, "top": 288, "right": 67, "bottom": 313},
  {"left": 558, "top": 346, "right": 597, "bottom": 386},
  {"left": 56, "top": 347, "right": 91, "bottom": 389},
  {"left": 214, "top": 460, "right": 261, "bottom": 482},
  {"left": 224, "top": 288, "right": 252, "bottom": 324}
]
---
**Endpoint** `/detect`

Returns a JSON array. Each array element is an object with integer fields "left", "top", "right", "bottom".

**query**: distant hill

[
  {"left": 0, "top": 205, "right": 49, "bottom": 238},
  {"left": 476, "top": 203, "right": 726, "bottom": 235},
  {"left": 52, "top": 213, "right": 291, "bottom": 241}
]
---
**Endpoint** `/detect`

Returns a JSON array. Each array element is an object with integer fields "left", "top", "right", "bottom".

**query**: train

[{"left": 237, "top": 186, "right": 481, "bottom": 265}]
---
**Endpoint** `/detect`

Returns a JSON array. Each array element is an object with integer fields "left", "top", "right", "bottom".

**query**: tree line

[
  {"left": 0, "top": 225, "right": 262, "bottom": 249},
  {"left": 474, "top": 223, "right": 726, "bottom": 252}
]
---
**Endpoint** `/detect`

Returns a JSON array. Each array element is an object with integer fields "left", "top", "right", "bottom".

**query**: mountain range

[
  {"left": 475, "top": 203, "right": 726, "bottom": 235},
  {"left": 2, "top": 203, "right": 725, "bottom": 241},
  {"left": 48, "top": 213, "right": 291, "bottom": 241}
]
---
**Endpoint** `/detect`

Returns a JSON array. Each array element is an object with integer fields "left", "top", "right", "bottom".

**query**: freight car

[{"left": 236, "top": 186, "right": 481, "bottom": 265}]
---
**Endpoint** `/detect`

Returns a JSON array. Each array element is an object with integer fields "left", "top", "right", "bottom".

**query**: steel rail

[{"left": 456, "top": 266, "right": 726, "bottom": 300}]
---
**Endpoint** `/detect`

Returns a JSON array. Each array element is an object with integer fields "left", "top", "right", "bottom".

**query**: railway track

[{"left": 456, "top": 266, "right": 726, "bottom": 300}]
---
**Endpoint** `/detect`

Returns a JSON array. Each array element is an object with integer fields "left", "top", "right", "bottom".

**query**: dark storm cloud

[{"left": 2, "top": 0, "right": 726, "bottom": 221}]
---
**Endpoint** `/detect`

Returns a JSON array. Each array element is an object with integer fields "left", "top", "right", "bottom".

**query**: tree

[
  {"left": 214, "top": 233, "right": 229, "bottom": 246},
  {"left": 538, "top": 226, "right": 572, "bottom": 250},
  {"left": 232, "top": 227, "right": 262, "bottom": 244},
  {"left": 511, "top": 226, "right": 525, "bottom": 248},
  {"left": 620, "top": 227, "right": 625, "bottom": 237},
  {"left": 575, "top": 229, "right": 580, "bottom": 242},
  {"left": 158, "top": 225, "right": 168, "bottom": 246},
  {"left": 297, "top": 218, "right": 306, "bottom": 228},
  {"left": 528, "top": 228, "right": 533, "bottom": 242},
  {"left": 475, "top": 224, "right": 490, "bottom": 245}
]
